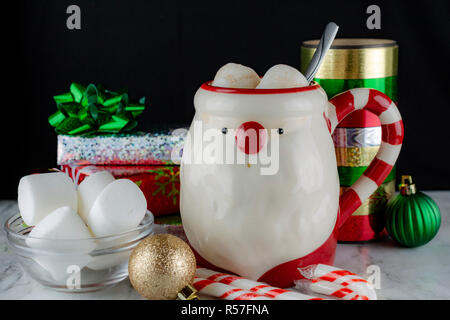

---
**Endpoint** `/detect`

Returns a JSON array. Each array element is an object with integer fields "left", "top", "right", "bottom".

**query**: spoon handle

[{"left": 305, "top": 22, "right": 339, "bottom": 83}]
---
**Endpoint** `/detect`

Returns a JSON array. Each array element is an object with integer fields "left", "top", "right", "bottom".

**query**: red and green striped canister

[{"left": 301, "top": 39, "right": 399, "bottom": 242}]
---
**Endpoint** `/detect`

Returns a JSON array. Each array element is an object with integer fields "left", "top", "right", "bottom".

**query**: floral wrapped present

[{"left": 61, "top": 165, "right": 180, "bottom": 217}]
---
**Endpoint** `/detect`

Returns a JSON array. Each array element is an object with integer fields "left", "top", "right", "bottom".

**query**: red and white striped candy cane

[
  {"left": 295, "top": 279, "right": 366, "bottom": 300},
  {"left": 196, "top": 267, "right": 321, "bottom": 300},
  {"left": 297, "top": 264, "right": 376, "bottom": 300},
  {"left": 326, "top": 88, "right": 404, "bottom": 227},
  {"left": 193, "top": 277, "right": 273, "bottom": 300}
]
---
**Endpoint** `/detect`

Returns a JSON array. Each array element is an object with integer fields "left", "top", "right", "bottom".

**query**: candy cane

[
  {"left": 295, "top": 279, "right": 368, "bottom": 300},
  {"left": 193, "top": 277, "right": 272, "bottom": 300},
  {"left": 197, "top": 266, "right": 376, "bottom": 300},
  {"left": 196, "top": 268, "right": 321, "bottom": 300},
  {"left": 297, "top": 264, "right": 377, "bottom": 300}
]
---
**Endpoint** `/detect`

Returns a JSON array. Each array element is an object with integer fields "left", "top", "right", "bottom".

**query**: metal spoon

[{"left": 304, "top": 22, "right": 339, "bottom": 83}]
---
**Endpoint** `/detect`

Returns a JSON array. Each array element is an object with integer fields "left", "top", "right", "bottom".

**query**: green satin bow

[{"left": 48, "top": 83, "right": 145, "bottom": 135}]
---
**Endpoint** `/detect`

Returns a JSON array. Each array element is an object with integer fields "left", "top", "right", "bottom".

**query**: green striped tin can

[{"left": 301, "top": 39, "right": 399, "bottom": 242}]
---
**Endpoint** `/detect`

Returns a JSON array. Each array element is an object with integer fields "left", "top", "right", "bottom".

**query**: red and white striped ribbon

[
  {"left": 326, "top": 88, "right": 404, "bottom": 226},
  {"left": 196, "top": 267, "right": 321, "bottom": 300}
]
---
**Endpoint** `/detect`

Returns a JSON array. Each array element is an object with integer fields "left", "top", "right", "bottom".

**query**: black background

[{"left": 2, "top": 0, "right": 450, "bottom": 198}]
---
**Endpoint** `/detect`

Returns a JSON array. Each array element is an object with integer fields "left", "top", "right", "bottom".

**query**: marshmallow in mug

[
  {"left": 87, "top": 179, "right": 147, "bottom": 237},
  {"left": 256, "top": 64, "right": 309, "bottom": 89},
  {"left": 77, "top": 171, "right": 115, "bottom": 224},
  {"left": 26, "top": 206, "right": 95, "bottom": 280},
  {"left": 211, "top": 63, "right": 261, "bottom": 88},
  {"left": 211, "top": 63, "right": 309, "bottom": 89},
  {"left": 18, "top": 172, "right": 77, "bottom": 226}
]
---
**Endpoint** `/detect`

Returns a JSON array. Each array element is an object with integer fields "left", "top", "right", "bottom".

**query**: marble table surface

[{"left": 0, "top": 191, "right": 449, "bottom": 300}]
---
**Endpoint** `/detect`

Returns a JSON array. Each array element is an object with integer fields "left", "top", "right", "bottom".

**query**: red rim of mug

[{"left": 200, "top": 81, "right": 321, "bottom": 94}]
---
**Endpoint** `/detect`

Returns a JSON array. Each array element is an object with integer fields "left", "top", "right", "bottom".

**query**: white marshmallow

[
  {"left": 28, "top": 206, "right": 93, "bottom": 246},
  {"left": 26, "top": 206, "right": 95, "bottom": 280},
  {"left": 87, "top": 179, "right": 147, "bottom": 237},
  {"left": 211, "top": 63, "right": 260, "bottom": 88},
  {"left": 256, "top": 64, "right": 308, "bottom": 89},
  {"left": 77, "top": 171, "right": 115, "bottom": 224},
  {"left": 18, "top": 172, "right": 77, "bottom": 226}
]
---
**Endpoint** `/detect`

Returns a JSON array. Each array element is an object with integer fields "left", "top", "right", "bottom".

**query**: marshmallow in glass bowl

[
  {"left": 84, "top": 177, "right": 148, "bottom": 270},
  {"left": 77, "top": 171, "right": 115, "bottom": 224},
  {"left": 86, "top": 179, "right": 147, "bottom": 237},
  {"left": 74, "top": 173, "right": 147, "bottom": 269},
  {"left": 18, "top": 172, "right": 77, "bottom": 226},
  {"left": 12, "top": 171, "right": 150, "bottom": 285},
  {"left": 26, "top": 206, "right": 96, "bottom": 280}
]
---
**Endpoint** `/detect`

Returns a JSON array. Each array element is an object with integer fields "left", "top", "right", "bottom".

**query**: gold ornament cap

[
  {"left": 399, "top": 175, "right": 417, "bottom": 195},
  {"left": 177, "top": 284, "right": 199, "bottom": 300}
]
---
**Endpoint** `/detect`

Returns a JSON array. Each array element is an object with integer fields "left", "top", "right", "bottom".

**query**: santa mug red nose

[{"left": 235, "top": 121, "right": 267, "bottom": 154}]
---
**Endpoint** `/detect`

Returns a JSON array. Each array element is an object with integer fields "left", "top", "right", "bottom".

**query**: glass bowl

[{"left": 4, "top": 211, "right": 154, "bottom": 293}]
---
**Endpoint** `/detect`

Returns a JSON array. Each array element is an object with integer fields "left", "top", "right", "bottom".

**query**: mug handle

[{"left": 326, "top": 88, "right": 404, "bottom": 228}]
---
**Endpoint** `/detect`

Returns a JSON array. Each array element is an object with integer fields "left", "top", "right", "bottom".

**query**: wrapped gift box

[
  {"left": 57, "top": 129, "right": 187, "bottom": 166},
  {"left": 61, "top": 165, "right": 180, "bottom": 216}
]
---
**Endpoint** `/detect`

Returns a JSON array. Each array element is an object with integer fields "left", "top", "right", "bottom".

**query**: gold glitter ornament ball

[{"left": 128, "top": 234, "right": 196, "bottom": 300}]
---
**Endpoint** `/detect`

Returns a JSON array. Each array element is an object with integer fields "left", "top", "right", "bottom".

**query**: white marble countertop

[{"left": 1, "top": 191, "right": 449, "bottom": 300}]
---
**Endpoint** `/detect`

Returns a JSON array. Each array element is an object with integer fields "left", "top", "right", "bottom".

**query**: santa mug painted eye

[{"left": 180, "top": 82, "right": 403, "bottom": 288}]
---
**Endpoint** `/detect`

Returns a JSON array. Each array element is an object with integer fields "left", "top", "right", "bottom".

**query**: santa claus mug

[{"left": 180, "top": 81, "right": 404, "bottom": 288}]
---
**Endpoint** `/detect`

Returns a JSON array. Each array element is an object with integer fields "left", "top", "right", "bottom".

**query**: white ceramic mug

[{"left": 180, "top": 81, "right": 404, "bottom": 288}]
